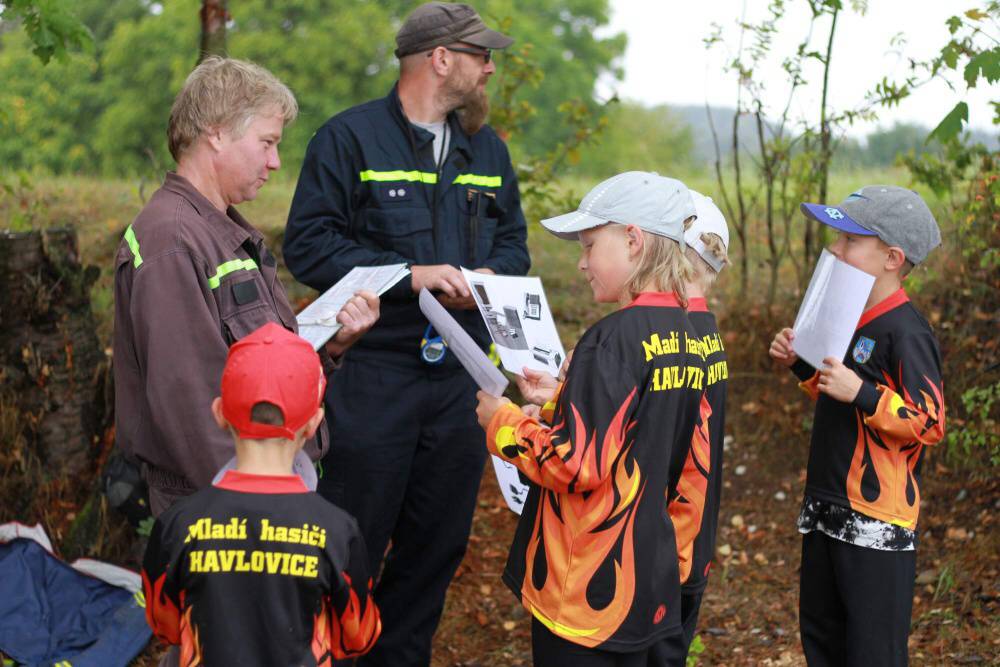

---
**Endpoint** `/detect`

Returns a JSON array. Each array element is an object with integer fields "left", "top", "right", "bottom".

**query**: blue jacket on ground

[
  {"left": 283, "top": 85, "right": 530, "bottom": 366},
  {"left": 0, "top": 539, "right": 150, "bottom": 667}
]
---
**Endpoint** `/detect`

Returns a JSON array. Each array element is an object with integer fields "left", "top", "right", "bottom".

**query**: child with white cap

[
  {"left": 475, "top": 171, "right": 710, "bottom": 665},
  {"left": 664, "top": 191, "right": 731, "bottom": 662}
]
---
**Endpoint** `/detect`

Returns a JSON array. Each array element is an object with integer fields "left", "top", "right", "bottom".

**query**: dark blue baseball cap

[{"left": 799, "top": 202, "right": 876, "bottom": 236}]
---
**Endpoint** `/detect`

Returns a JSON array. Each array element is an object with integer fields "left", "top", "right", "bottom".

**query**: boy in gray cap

[{"left": 770, "top": 186, "right": 946, "bottom": 666}]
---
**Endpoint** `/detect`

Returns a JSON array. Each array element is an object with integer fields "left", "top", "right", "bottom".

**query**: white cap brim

[{"left": 540, "top": 209, "right": 611, "bottom": 240}]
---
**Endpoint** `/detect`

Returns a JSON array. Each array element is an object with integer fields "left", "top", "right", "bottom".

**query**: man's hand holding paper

[
  {"left": 324, "top": 290, "right": 380, "bottom": 358},
  {"left": 434, "top": 267, "right": 495, "bottom": 310}
]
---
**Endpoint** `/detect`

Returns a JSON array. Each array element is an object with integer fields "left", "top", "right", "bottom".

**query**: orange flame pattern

[
  {"left": 798, "top": 372, "right": 821, "bottom": 401},
  {"left": 312, "top": 572, "right": 381, "bottom": 663},
  {"left": 178, "top": 607, "right": 203, "bottom": 667},
  {"left": 845, "top": 364, "right": 945, "bottom": 527},
  {"left": 489, "top": 389, "right": 645, "bottom": 646},
  {"left": 667, "top": 394, "right": 713, "bottom": 582},
  {"left": 141, "top": 570, "right": 203, "bottom": 664},
  {"left": 142, "top": 570, "right": 181, "bottom": 645}
]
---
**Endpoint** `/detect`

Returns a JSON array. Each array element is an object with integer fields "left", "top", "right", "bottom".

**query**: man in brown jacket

[{"left": 113, "top": 57, "right": 379, "bottom": 516}]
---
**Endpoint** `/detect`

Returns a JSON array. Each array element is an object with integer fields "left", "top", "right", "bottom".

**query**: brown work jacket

[{"left": 113, "top": 173, "right": 329, "bottom": 493}]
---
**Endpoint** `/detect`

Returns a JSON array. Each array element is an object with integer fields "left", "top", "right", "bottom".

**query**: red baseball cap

[{"left": 220, "top": 322, "right": 326, "bottom": 440}]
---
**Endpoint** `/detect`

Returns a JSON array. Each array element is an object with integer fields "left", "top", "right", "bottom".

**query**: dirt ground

[{"left": 4, "top": 306, "right": 996, "bottom": 667}]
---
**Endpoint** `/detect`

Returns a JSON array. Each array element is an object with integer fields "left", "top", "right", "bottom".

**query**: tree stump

[{"left": 0, "top": 228, "right": 107, "bottom": 477}]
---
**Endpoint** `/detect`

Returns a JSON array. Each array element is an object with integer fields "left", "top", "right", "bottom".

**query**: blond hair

[
  {"left": 623, "top": 227, "right": 694, "bottom": 306},
  {"left": 684, "top": 232, "right": 730, "bottom": 287},
  {"left": 167, "top": 56, "right": 298, "bottom": 161}
]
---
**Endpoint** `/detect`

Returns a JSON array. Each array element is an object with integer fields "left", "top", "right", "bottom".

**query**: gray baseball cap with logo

[
  {"left": 800, "top": 185, "right": 941, "bottom": 264},
  {"left": 541, "top": 171, "right": 696, "bottom": 247},
  {"left": 395, "top": 2, "right": 514, "bottom": 58}
]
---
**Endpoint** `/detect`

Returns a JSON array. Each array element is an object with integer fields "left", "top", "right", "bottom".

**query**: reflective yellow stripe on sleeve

[
  {"left": 124, "top": 225, "right": 142, "bottom": 268},
  {"left": 453, "top": 174, "right": 502, "bottom": 187},
  {"left": 208, "top": 258, "right": 259, "bottom": 289},
  {"left": 359, "top": 170, "right": 438, "bottom": 184},
  {"left": 134, "top": 589, "right": 146, "bottom": 608}
]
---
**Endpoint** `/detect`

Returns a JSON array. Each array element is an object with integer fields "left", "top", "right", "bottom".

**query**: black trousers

[
  {"left": 799, "top": 531, "right": 916, "bottom": 667},
  {"left": 647, "top": 590, "right": 702, "bottom": 666},
  {"left": 531, "top": 619, "right": 687, "bottom": 667},
  {"left": 319, "top": 356, "right": 487, "bottom": 667},
  {"left": 679, "top": 589, "right": 703, "bottom": 655}
]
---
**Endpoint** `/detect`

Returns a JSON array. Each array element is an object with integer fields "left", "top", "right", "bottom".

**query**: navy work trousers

[{"left": 319, "top": 354, "right": 487, "bottom": 667}]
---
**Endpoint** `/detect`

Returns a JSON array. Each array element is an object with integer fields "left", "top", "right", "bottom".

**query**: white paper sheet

[
  {"left": 792, "top": 249, "right": 876, "bottom": 370},
  {"left": 296, "top": 264, "right": 410, "bottom": 350},
  {"left": 418, "top": 288, "right": 529, "bottom": 513},
  {"left": 490, "top": 456, "right": 528, "bottom": 516},
  {"left": 418, "top": 288, "right": 509, "bottom": 397},
  {"left": 461, "top": 268, "right": 566, "bottom": 377}
]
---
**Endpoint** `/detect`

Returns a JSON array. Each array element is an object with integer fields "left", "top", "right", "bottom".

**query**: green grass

[{"left": 1, "top": 165, "right": 940, "bottom": 350}]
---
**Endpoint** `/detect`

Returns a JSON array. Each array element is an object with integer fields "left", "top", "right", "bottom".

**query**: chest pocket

[
  {"left": 464, "top": 189, "right": 504, "bottom": 265},
  {"left": 216, "top": 270, "right": 279, "bottom": 345},
  {"left": 363, "top": 206, "right": 435, "bottom": 263}
]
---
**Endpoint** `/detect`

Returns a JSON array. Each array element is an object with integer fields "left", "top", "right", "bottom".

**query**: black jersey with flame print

[
  {"left": 487, "top": 293, "right": 707, "bottom": 651},
  {"left": 141, "top": 472, "right": 381, "bottom": 666},
  {"left": 678, "top": 303, "right": 728, "bottom": 591},
  {"left": 794, "top": 289, "right": 945, "bottom": 529},
  {"left": 668, "top": 393, "right": 713, "bottom": 583}
]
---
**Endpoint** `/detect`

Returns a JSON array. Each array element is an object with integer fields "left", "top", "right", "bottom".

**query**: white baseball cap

[
  {"left": 685, "top": 191, "right": 730, "bottom": 272},
  {"left": 541, "top": 171, "right": 696, "bottom": 247}
]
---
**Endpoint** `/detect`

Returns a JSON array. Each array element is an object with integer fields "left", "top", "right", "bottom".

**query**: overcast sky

[{"left": 597, "top": 1, "right": 997, "bottom": 137}]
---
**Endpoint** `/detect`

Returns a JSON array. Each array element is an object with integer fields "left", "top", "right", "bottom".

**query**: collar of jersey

[
  {"left": 856, "top": 288, "right": 909, "bottom": 330},
  {"left": 214, "top": 470, "right": 309, "bottom": 494},
  {"left": 686, "top": 297, "right": 709, "bottom": 313},
  {"left": 624, "top": 292, "right": 681, "bottom": 309}
]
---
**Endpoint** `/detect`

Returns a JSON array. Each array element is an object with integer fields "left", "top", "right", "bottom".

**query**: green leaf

[
  {"left": 928, "top": 102, "right": 969, "bottom": 144},
  {"left": 137, "top": 516, "right": 155, "bottom": 537},
  {"left": 963, "top": 47, "right": 1000, "bottom": 87},
  {"left": 946, "top": 16, "right": 963, "bottom": 34},
  {"left": 940, "top": 44, "right": 960, "bottom": 70}
]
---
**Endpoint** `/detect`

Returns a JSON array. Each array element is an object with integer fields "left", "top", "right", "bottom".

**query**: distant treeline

[
  {"left": 677, "top": 105, "right": 997, "bottom": 168},
  {"left": 0, "top": 0, "right": 625, "bottom": 177},
  {"left": 1, "top": 1, "right": 991, "bottom": 181}
]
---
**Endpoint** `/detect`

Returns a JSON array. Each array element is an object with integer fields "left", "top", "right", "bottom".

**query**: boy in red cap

[{"left": 141, "top": 322, "right": 381, "bottom": 666}]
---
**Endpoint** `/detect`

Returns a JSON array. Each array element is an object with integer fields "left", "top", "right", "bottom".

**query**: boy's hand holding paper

[
  {"left": 769, "top": 327, "right": 799, "bottom": 368},
  {"left": 475, "top": 390, "right": 511, "bottom": 429},
  {"left": 817, "top": 357, "right": 863, "bottom": 402},
  {"left": 515, "top": 367, "right": 559, "bottom": 406}
]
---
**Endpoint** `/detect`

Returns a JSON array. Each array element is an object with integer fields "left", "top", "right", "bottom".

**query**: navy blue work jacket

[{"left": 284, "top": 85, "right": 530, "bottom": 367}]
